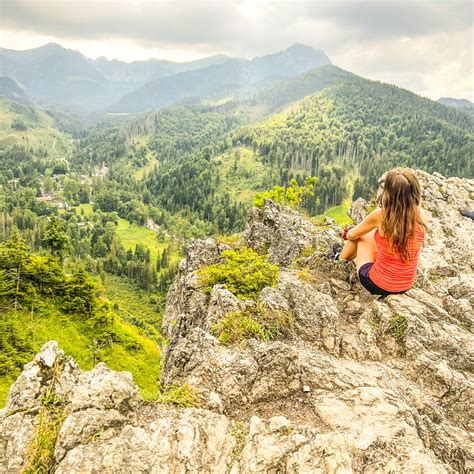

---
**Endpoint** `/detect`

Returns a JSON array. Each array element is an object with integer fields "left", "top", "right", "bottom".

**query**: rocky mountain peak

[{"left": 1, "top": 169, "right": 473, "bottom": 472}]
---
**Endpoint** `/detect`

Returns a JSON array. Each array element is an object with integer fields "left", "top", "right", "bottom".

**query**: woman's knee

[{"left": 355, "top": 230, "right": 377, "bottom": 267}]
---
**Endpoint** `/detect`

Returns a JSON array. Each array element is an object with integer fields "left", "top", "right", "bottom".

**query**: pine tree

[{"left": 43, "top": 215, "right": 70, "bottom": 261}]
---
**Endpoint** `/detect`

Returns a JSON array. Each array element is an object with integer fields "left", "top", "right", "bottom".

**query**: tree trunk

[{"left": 14, "top": 262, "right": 21, "bottom": 311}]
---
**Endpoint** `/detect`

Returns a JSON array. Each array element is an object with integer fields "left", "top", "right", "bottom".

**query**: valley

[{"left": 0, "top": 43, "right": 472, "bottom": 410}]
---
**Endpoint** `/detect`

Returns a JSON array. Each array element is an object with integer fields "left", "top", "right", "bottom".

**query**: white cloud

[
  {"left": 331, "top": 28, "right": 473, "bottom": 100},
  {"left": 0, "top": 0, "right": 472, "bottom": 100}
]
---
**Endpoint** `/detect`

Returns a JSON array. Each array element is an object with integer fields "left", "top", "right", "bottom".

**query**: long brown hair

[{"left": 380, "top": 168, "right": 426, "bottom": 262}]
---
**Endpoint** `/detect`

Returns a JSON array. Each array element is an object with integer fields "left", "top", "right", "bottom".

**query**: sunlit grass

[
  {"left": 0, "top": 98, "right": 72, "bottom": 158},
  {"left": 153, "top": 383, "right": 202, "bottom": 407},
  {"left": 315, "top": 199, "right": 353, "bottom": 225},
  {"left": 116, "top": 217, "right": 169, "bottom": 263},
  {"left": 75, "top": 203, "right": 94, "bottom": 216},
  {"left": 0, "top": 303, "right": 161, "bottom": 407},
  {"left": 216, "top": 146, "right": 272, "bottom": 204},
  {"left": 134, "top": 157, "right": 158, "bottom": 180},
  {"left": 101, "top": 320, "right": 161, "bottom": 400}
]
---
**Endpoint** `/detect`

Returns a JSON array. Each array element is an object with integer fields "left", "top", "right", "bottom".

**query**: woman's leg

[
  {"left": 354, "top": 229, "right": 377, "bottom": 271},
  {"left": 340, "top": 239, "right": 358, "bottom": 261}
]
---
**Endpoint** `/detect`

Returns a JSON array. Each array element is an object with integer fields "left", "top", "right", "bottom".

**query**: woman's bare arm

[{"left": 346, "top": 208, "right": 382, "bottom": 241}]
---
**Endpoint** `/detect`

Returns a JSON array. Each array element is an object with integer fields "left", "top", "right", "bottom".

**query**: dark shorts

[{"left": 358, "top": 262, "right": 407, "bottom": 297}]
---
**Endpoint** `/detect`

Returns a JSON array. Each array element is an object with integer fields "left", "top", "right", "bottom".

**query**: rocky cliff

[{"left": 1, "top": 170, "right": 473, "bottom": 473}]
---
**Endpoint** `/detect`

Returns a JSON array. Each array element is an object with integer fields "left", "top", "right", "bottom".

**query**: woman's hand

[
  {"left": 346, "top": 228, "right": 356, "bottom": 241},
  {"left": 342, "top": 226, "right": 353, "bottom": 240}
]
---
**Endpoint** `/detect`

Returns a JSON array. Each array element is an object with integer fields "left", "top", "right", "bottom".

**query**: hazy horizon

[{"left": 1, "top": 0, "right": 472, "bottom": 101}]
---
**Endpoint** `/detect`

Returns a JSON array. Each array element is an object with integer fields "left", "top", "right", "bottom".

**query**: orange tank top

[{"left": 368, "top": 225, "right": 425, "bottom": 292}]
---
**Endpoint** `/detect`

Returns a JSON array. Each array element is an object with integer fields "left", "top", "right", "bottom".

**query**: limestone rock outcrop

[{"left": 1, "top": 170, "right": 473, "bottom": 473}]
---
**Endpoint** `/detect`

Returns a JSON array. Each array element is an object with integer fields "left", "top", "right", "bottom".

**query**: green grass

[
  {"left": 129, "top": 135, "right": 158, "bottom": 180},
  {"left": 24, "top": 387, "right": 66, "bottom": 473},
  {"left": 215, "top": 146, "right": 272, "bottom": 204},
  {"left": 211, "top": 305, "right": 294, "bottom": 344},
  {"left": 386, "top": 314, "right": 408, "bottom": 346},
  {"left": 0, "top": 377, "right": 14, "bottom": 407},
  {"left": 0, "top": 303, "right": 161, "bottom": 407},
  {"left": 116, "top": 217, "right": 169, "bottom": 263},
  {"left": 100, "top": 320, "right": 161, "bottom": 400},
  {"left": 23, "top": 360, "right": 66, "bottom": 473},
  {"left": 25, "top": 403, "right": 65, "bottom": 473},
  {"left": 0, "top": 98, "right": 72, "bottom": 158},
  {"left": 315, "top": 198, "right": 353, "bottom": 225},
  {"left": 154, "top": 383, "right": 202, "bottom": 407},
  {"left": 75, "top": 203, "right": 94, "bottom": 216},
  {"left": 102, "top": 274, "right": 164, "bottom": 344},
  {"left": 134, "top": 157, "right": 158, "bottom": 180}
]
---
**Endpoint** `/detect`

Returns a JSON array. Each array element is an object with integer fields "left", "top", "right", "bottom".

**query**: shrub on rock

[
  {"left": 197, "top": 247, "right": 278, "bottom": 300},
  {"left": 211, "top": 304, "right": 294, "bottom": 344}
]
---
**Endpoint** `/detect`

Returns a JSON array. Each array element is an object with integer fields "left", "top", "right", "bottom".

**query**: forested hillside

[
  {"left": 0, "top": 99, "right": 176, "bottom": 405},
  {"left": 0, "top": 238, "right": 162, "bottom": 404},
  {"left": 233, "top": 70, "right": 473, "bottom": 212},
  {"left": 132, "top": 66, "right": 473, "bottom": 222}
]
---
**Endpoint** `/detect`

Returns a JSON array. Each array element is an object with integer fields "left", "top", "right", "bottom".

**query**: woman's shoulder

[
  {"left": 366, "top": 207, "right": 383, "bottom": 218},
  {"left": 417, "top": 207, "right": 428, "bottom": 227},
  {"left": 369, "top": 207, "right": 383, "bottom": 224}
]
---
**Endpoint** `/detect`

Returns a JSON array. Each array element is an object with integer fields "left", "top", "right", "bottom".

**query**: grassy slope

[
  {"left": 319, "top": 199, "right": 353, "bottom": 225},
  {"left": 0, "top": 302, "right": 161, "bottom": 406},
  {"left": 115, "top": 219, "right": 182, "bottom": 278},
  {"left": 116, "top": 217, "right": 169, "bottom": 263},
  {"left": 215, "top": 146, "right": 273, "bottom": 204},
  {"left": 102, "top": 274, "right": 164, "bottom": 345},
  {"left": 75, "top": 203, "right": 94, "bottom": 216},
  {"left": 0, "top": 98, "right": 72, "bottom": 158},
  {"left": 75, "top": 204, "right": 177, "bottom": 266},
  {"left": 132, "top": 135, "right": 159, "bottom": 180},
  {"left": 134, "top": 157, "right": 158, "bottom": 180}
]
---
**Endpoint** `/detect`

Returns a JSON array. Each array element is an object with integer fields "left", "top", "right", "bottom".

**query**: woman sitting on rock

[{"left": 331, "top": 168, "right": 427, "bottom": 296}]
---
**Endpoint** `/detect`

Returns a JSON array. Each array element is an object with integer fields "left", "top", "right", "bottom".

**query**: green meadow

[
  {"left": 320, "top": 199, "right": 353, "bottom": 225},
  {"left": 0, "top": 303, "right": 161, "bottom": 406},
  {"left": 216, "top": 146, "right": 272, "bottom": 203},
  {"left": 116, "top": 217, "right": 169, "bottom": 263},
  {"left": 0, "top": 98, "right": 72, "bottom": 158}
]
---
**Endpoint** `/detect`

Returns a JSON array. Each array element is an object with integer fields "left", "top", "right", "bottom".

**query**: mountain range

[
  {"left": 0, "top": 43, "right": 330, "bottom": 113},
  {"left": 0, "top": 42, "right": 230, "bottom": 111},
  {"left": 0, "top": 76, "right": 29, "bottom": 103},
  {"left": 109, "top": 44, "right": 331, "bottom": 113},
  {"left": 438, "top": 97, "right": 474, "bottom": 115}
]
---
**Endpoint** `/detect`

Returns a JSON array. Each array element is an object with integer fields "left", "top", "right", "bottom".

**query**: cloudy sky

[{"left": 1, "top": 0, "right": 472, "bottom": 100}]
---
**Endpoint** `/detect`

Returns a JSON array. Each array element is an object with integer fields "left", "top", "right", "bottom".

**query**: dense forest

[
  {"left": 0, "top": 63, "right": 472, "bottom": 405},
  {"left": 234, "top": 75, "right": 473, "bottom": 212}
]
